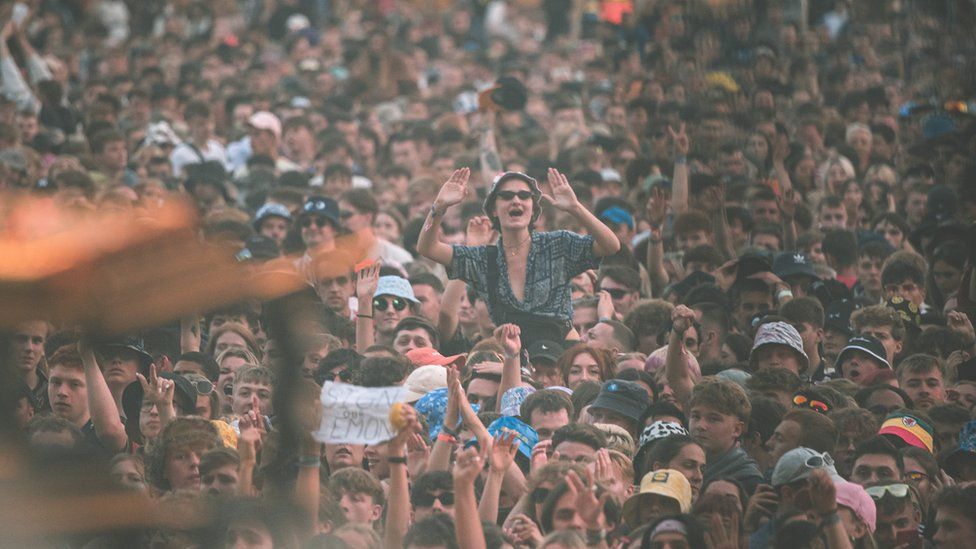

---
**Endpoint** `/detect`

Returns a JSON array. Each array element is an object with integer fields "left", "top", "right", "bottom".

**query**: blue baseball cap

[
  {"left": 599, "top": 206, "right": 635, "bottom": 230},
  {"left": 487, "top": 416, "right": 538, "bottom": 460}
]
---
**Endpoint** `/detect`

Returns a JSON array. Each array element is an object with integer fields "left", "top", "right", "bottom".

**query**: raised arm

[
  {"left": 180, "top": 314, "right": 201, "bottom": 353},
  {"left": 478, "top": 114, "right": 503, "bottom": 188},
  {"left": 479, "top": 430, "right": 520, "bottom": 523},
  {"left": 454, "top": 446, "right": 488, "bottom": 549},
  {"left": 544, "top": 168, "right": 620, "bottom": 257},
  {"left": 355, "top": 263, "right": 380, "bottom": 354},
  {"left": 78, "top": 338, "right": 127, "bottom": 452},
  {"left": 0, "top": 21, "right": 38, "bottom": 112},
  {"left": 665, "top": 305, "right": 698, "bottom": 406},
  {"left": 384, "top": 404, "right": 419, "bottom": 549},
  {"left": 670, "top": 124, "right": 690, "bottom": 215},
  {"left": 417, "top": 168, "right": 470, "bottom": 267},
  {"left": 136, "top": 364, "right": 176, "bottom": 428},
  {"left": 494, "top": 324, "right": 523, "bottom": 412},
  {"left": 644, "top": 186, "right": 670, "bottom": 295},
  {"left": 428, "top": 366, "right": 462, "bottom": 471}
]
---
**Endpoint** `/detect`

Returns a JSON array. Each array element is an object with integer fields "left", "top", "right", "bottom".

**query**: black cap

[
  {"left": 669, "top": 270, "right": 716, "bottom": 299},
  {"left": 589, "top": 379, "right": 650, "bottom": 423},
  {"left": 527, "top": 340, "right": 565, "bottom": 364},
  {"left": 734, "top": 251, "right": 773, "bottom": 287},
  {"left": 835, "top": 335, "right": 891, "bottom": 374},
  {"left": 299, "top": 196, "right": 341, "bottom": 226},
  {"left": 97, "top": 336, "right": 154, "bottom": 372},
  {"left": 824, "top": 299, "right": 855, "bottom": 336},
  {"left": 773, "top": 251, "right": 816, "bottom": 279}
]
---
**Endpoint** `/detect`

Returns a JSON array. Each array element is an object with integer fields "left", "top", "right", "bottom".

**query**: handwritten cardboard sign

[{"left": 314, "top": 382, "right": 407, "bottom": 444}]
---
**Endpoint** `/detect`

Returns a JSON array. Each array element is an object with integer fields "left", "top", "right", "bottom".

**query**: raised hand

[
  {"left": 669, "top": 123, "right": 690, "bottom": 157},
  {"left": 807, "top": 468, "right": 837, "bottom": 516},
  {"left": 543, "top": 168, "right": 581, "bottom": 212},
  {"left": 406, "top": 432, "right": 430, "bottom": 477},
  {"left": 704, "top": 512, "right": 740, "bottom": 549},
  {"left": 465, "top": 215, "right": 496, "bottom": 246},
  {"left": 488, "top": 429, "right": 520, "bottom": 474},
  {"left": 947, "top": 311, "right": 976, "bottom": 346},
  {"left": 356, "top": 262, "right": 380, "bottom": 300},
  {"left": 671, "top": 304, "right": 697, "bottom": 334},
  {"left": 743, "top": 484, "right": 778, "bottom": 533},
  {"left": 239, "top": 396, "right": 266, "bottom": 462},
  {"left": 777, "top": 188, "right": 797, "bottom": 221},
  {"left": 136, "top": 364, "right": 175, "bottom": 408},
  {"left": 505, "top": 513, "right": 544, "bottom": 548},
  {"left": 530, "top": 439, "right": 551, "bottom": 470},
  {"left": 566, "top": 469, "right": 610, "bottom": 530},
  {"left": 434, "top": 168, "right": 471, "bottom": 211},
  {"left": 453, "top": 445, "right": 486, "bottom": 486},
  {"left": 771, "top": 132, "right": 790, "bottom": 165},
  {"left": 596, "top": 290, "right": 615, "bottom": 321},
  {"left": 444, "top": 366, "right": 462, "bottom": 431},
  {"left": 390, "top": 402, "right": 420, "bottom": 448},
  {"left": 645, "top": 185, "right": 669, "bottom": 228},
  {"left": 494, "top": 323, "right": 522, "bottom": 358}
]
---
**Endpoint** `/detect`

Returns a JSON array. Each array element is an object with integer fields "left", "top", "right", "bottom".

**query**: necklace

[{"left": 502, "top": 234, "right": 531, "bottom": 257}]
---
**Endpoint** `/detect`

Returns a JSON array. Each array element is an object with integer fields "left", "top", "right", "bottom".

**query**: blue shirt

[{"left": 448, "top": 230, "right": 600, "bottom": 324}]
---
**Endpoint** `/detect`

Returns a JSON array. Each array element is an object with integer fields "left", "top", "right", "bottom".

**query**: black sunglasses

[
  {"left": 600, "top": 287, "right": 630, "bottom": 299},
  {"left": 415, "top": 491, "right": 454, "bottom": 507},
  {"left": 373, "top": 296, "right": 407, "bottom": 312},
  {"left": 300, "top": 216, "right": 331, "bottom": 228},
  {"left": 496, "top": 190, "right": 533, "bottom": 201}
]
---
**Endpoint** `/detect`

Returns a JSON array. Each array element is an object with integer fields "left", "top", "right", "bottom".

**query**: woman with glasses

[{"left": 417, "top": 168, "right": 620, "bottom": 347}]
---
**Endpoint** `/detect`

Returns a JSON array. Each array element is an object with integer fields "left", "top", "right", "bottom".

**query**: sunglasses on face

[
  {"left": 186, "top": 377, "right": 215, "bottom": 395},
  {"left": 866, "top": 483, "right": 911, "bottom": 500},
  {"left": 300, "top": 216, "right": 331, "bottom": 229},
  {"left": 373, "top": 296, "right": 407, "bottom": 312},
  {"left": 600, "top": 287, "right": 630, "bottom": 299},
  {"left": 414, "top": 491, "right": 454, "bottom": 507},
  {"left": 496, "top": 190, "right": 534, "bottom": 201},
  {"left": 793, "top": 394, "right": 830, "bottom": 414}
]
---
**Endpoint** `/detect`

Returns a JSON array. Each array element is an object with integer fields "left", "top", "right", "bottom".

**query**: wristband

[
  {"left": 776, "top": 288, "right": 794, "bottom": 302},
  {"left": 357, "top": 313, "right": 372, "bottom": 319},
  {"left": 820, "top": 512, "right": 840, "bottom": 526},
  {"left": 674, "top": 155, "right": 687, "bottom": 165},
  {"left": 440, "top": 424, "right": 459, "bottom": 438},
  {"left": 598, "top": 316, "right": 612, "bottom": 323},
  {"left": 297, "top": 455, "right": 321, "bottom": 468},
  {"left": 437, "top": 432, "right": 457, "bottom": 444},
  {"left": 387, "top": 456, "right": 408, "bottom": 465}
]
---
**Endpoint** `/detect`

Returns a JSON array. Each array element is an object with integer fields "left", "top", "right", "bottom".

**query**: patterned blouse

[{"left": 448, "top": 230, "right": 601, "bottom": 323}]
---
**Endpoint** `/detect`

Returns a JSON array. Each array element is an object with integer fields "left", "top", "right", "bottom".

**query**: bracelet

[
  {"left": 674, "top": 155, "right": 687, "bottom": 165},
  {"left": 440, "top": 424, "right": 460, "bottom": 438},
  {"left": 297, "top": 455, "right": 321, "bottom": 468},
  {"left": 357, "top": 313, "right": 372, "bottom": 319},
  {"left": 598, "top": 316, "right": 612, "bottom": 323},
  {"left": 429, "top": 203, "right": 444, "bottom": 218},
  {"left": 437, "top": 432, "right": 457, "bottom": 444},
  {"left": 387, "top": 456, "right": 408, "bottom": 465}
]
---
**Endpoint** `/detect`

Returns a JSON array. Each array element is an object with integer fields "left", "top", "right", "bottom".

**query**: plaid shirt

[{"left": 448, "top": 230, "right": 600, "bottom": 323}]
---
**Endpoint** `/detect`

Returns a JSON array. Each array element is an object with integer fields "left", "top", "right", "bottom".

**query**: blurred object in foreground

[{"left": 0, "top": 193, "right": 372, "bottom": 335}]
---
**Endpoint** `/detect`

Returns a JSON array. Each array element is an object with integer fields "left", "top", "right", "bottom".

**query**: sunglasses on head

[
  {"left": 496, "top": 190, "right": 534, "bottom": 201},
  {"left": 300, "top": 216, "right": 331, "bottom": 229},
  {"left": 600, "top": 287, "right": 630, "bottom": 300},
  {"left": 187, "top": 378, "right": 215, "bottom": 395},
  {"left": 866, "top": 483, "right": 911, "bottom": 500},
  {"left": 373, "top": 296, "right": 408, "bottom": 312},
  {"left": 793, "top": 394, "right": 830, "bottom": 414},
  {"left": 414, "top": 491, "right": 454, "bottom": 507}
]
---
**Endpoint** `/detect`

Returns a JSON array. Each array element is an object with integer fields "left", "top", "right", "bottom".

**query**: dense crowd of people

[{"left": 2, "top": 0, "right": 976, "bottom": 547}]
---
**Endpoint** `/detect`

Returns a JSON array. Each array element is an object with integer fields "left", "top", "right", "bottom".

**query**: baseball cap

[
  {"left": 375, "top": 276, "right": 420, "bottom": 303},
  {"left": 879, "top": 411, "right": 935, "bottom": 453},
  {"left": 835, "top": 335, "right": 890, "bottom": 374},
  {"left": 299, "top": 196, "right": 341, "bottom": 227},
  {"left": 599, "top": 206, "right": 634, "bottom": 230},
  {"left": 487, "top": 416, "right": 537, "bottom": 459},
  {"left": 824, "top": 299, "right": 856, "bottom": 336},
  {"left": 623, "top": 469, "right": 693, "bottom": 527},
  {"left": 733, "top": 252, "right": 773, "bottom": 287},
  {"left": 405, "top": 347, "right": 465, "bottom": 368},
  {"left": 749, "top": 321, "right": 809, "bottom": 372},
  {"left": 248, "top": 111, "right": 282, "bottom": 140},
  {"left": 836, "top": 480, "right": 876, "bottom": 533},
  {"left": 773, "top": 251, "right": 817, "bottom": 279},
  {"left": 401, "top": 365, "right": 448, "bottom": 402},
  {"left": 253, "top": 203, "right": 292, "bottom": 230},
  {"left": 527, "top": 340, "right": 564, "bottom": 364},
  {"left": 771, "top": 447, "right": 842, "bottom": 487},
  {"left": 589, "top": 379, "right": 650, "bottom": 423}
]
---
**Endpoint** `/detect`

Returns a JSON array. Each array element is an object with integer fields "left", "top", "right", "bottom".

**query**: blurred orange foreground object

[{"left": 0, "top": 194, "right": 372, "bottom": 334}]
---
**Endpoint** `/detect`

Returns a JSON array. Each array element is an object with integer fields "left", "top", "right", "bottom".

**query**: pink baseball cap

[
  {"left": 835, "top": 480, "right": 876, "bottom": 533},
  {"left": 248, "top": 111, "right": 282, "bottom": 139}
]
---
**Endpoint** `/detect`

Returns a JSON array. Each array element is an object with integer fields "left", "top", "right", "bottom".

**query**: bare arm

[
  {"left": 545, "top": 168, "right": 620, "bottom": 257},
  {"left": 294, "top": 440, "right": 321, "bottom": 540},
  {"left": 771, "top": 132, "right": 793, "bottom": 194},
  {"left": 417, "top": 168, "right": 470, "bottom": 267},
  {"left": 479, "top": 430, "right": 520, "bottom": 523},
  {"left": 437, "top": 280, "right": 465, "bottom": 343},
  {"left": 355, "top": 263, "right": 379, "bottom": 354},
  {"left": 494, "top": 324, "right": 522, "bottom": 412},
  {"left": 180, "top": 315, "right": 201, "bottom": 353},
  {"left": 428, "top": 366, "right": 463, "bottom": 472},
  {"left": 454, "top": 447, "right": 488, "bottom": 549},
  {"left": 644, "top": 186, "right": 670, "bottom": 295},
  {"left": 384, "top": 405, "right": 419, "bottom": 549},
  {"left": 665, "top": 306, "right": 697, "bottom": 406},
  {"left": 78, "top": 338, "right": 127, "bottom": 452},
  {"left": 670, "top": 124, "right": 690, "bottom": 214},
  {"left": 479, "top": 114, "right": 503, "bottom": 187}
]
